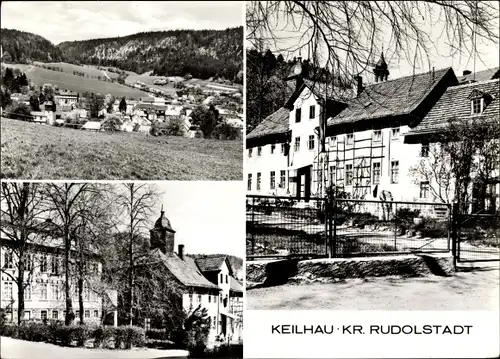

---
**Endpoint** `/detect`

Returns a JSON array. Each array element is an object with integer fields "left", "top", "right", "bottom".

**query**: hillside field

[
  {"left": 3, "top": 63, "right": 147, "bottom": 99},
  {"left": 0, "top": 117, "right": 242, "bottom": 180},
  {"left": 33, "top": 61, "right": 122, "bottom": 79}
]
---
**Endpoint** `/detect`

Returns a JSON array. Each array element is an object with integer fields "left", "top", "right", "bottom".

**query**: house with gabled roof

[
  {"left": 246, "top": 54, "right": 468, "bottom": 202},
  {"left": 142, "top": 210, "right": 243, "bottom": 346}
]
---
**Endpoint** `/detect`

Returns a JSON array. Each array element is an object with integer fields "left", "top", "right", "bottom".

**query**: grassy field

[
  {"left": 4, "top": 63, "right": 147, "bottom": 99},
  {"left": 33, "top": 61, "right": 121, "bottom": 79},
  {"left": 124, "top": 74, "right": 179, "bottom": 95},
  {"left": 0, "top": 117, "right": 242, "bottom": 180}
]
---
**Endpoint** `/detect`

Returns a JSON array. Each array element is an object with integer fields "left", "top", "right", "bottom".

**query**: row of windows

[
  {"left": 294, "top": 105, "right": 316, "bottom": 123},
  {"left": 248, "top": 128, "right": 406, "bottom": 157},
  {"left": 248, "top": 171, "right": 286, "bottom": 191},
  {"left": 2, "top": 251, "right": 99, "bottom": 276},
  {"left": 22, "top": 309, "right": 99, "bottom": 321},
  {"left": 2, "top": 281, "right": 97, "bottom": 302},
  {"left": 219, "top": 273, "right": 229, "bottom": 284}
]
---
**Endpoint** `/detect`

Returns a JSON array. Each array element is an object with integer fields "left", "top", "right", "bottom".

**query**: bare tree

[
  {"left": 114, "top": 183, "right": 161, "bottom": 325},
  {"left": 0, "top": 182, "right": 47, "bottom": 325},
  {"left": 247, "top": 1, "right": 499, "bottom": 85}
]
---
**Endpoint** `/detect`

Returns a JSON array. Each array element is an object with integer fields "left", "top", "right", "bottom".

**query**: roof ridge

[
  {"left": 364, "top": 66, "right": 452, "bottom": 89},
  {"left": 447, "top": 78, "right": 499, "bottom": 90}
]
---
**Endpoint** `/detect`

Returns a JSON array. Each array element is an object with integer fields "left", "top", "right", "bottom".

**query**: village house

[
  {"left": 54, "top": 90, "right": 78, "bottom": 112},
  {"left": 143, "top": 210, "right": 243, "bottom": 346},
  {"left": 0, "top": 220, "right": 115, "bottom": 325},
  {"left": 246, "top": 55, "right": 499, "bottom": 207}
]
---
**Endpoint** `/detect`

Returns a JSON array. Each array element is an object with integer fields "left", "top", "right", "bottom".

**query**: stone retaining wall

[{"left": 246, "top": 253, "right": 454, "bottom": 288}]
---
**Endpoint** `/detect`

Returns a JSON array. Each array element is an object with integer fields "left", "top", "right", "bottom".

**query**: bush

[
  {"left": 146, "top": 328, "right": 170, "bottom": 341},
  {"left": 92, "top": 325, "right": 115, "bottom": 348},
  {"left": 113, "top": 325, "right": 145, "bottom": 349},
  {"left": 211, "top": 122, "right": 241, "bottom": 140},
  {"left": 18, "top": 322, "right": 51, "bottom": 342}
]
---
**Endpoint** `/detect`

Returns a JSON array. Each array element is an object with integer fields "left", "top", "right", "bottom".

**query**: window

[
  {"left": 257, "top": 146, "right": 262, "bottom": 156},
  {"left": 257, "top": 173, "right": 261, "bottom": 191},
  {"left": 41, "top": 311, "right": 47, "bottom": 320},
  {"left": 280, "top": 170, "right": 286, "bottom": 188},
  {"left": 24, "top": 311, "right": 31, "bottom": 320},
  {"left": 3, "top": 282, "right": 13, "bottom": 300},
  {"left": 213, "top": 316, "right": 216, "bottom": 329},
  {"left": 281, "top": 144, "right": 285, "bottom": 154},
  {"left": 52, "top": 310, "right": 58, "bottom": 320},
  {"left": 84, "top": 286, "right": 90, "bottom": 301},
  {"left": 420, "top": 181, "right": 430, "bottom": 199},
  {"left": 330, "top": 165, "right": 336, "bottom": 184},
  {"left": 225, "top": 275, "right": 228, "bottom": 284},
  {"left": 421, "top": 144, "right": 429, "bottom": 157},
  {"left": 51, "top": 256, "right": 58, "bottom": 275},
  {"left": 373, "top": 162, "right": 381, "bottom": 185},
  {"left": 85, "top": 310, "right": 90, "bottom": 318},
  {"left": 346, "top": 133, "right": 354, "bottom": 146},
  {"left": 248, "top": 148, "right": 252, "bottom": 158},
  {"left": 219, "top": 273, "right": 223, "bottom": 283},
  {"left": 3, "top": 251, "right": 13, "bottom": 269},
  {"left": 309, "top": 105, "right": 315, "bottom": 119},
  {"left": 76, "top": 310, "right": 80, "bottom": 318},
  {"left": 294, "top": 137, "right": 300, "bottom": 152},
  {"left": 23, "top": 253, "right": 33, "bottom": 272},
  {"left": 471, "top": 98, "right": 482, "bottom": 114},
  {"left": 247, "top": 174, "right": 252, "bottom": 191},
  {"left": 308, "top": 135, "right": 315, "bottom": 150},
  {"left": 269, "top": 144, "right": 276, "bottom": 154},
  {"left": 270, "top": 171, "right": 276, "bottom": 190},
  {"left": 94, "top": 310, "right": 99, "bottom": 318},
  {"left": 209, "top": 295, "right": 211, "bottom": 303},
  {"left": 24, "top": 284, "right": 31, "bottom": 300},
  {"left": 40, "top": 283, "right": 48, "bottom": 300},
  {"left": 329, "top": 136, "right": 337, "bottom": 148},
  {"left": 346, "top": 164, "right": 353, "bottom": 186},
  {"left": 295, "top": 108, "right": 301, "bottom": 123},
  {"left": 197, "top": 294, "right": 202, "bottom": 303},
  {"left": 391, "top": 161, "right": 399, "bottom": 184},
  {"left": 373, "top": 130, "right": 382, "bottom": 142},
  {"left": 391, "top": 127, "right": 400, "bottom": 140},
  {"left": 40, "top": 255, "right": 47, "bottom": 273}
]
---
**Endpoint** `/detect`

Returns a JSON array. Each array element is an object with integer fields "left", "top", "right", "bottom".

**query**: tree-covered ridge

[
  {"left": 0, "top": 28, "right": 65, "bottom": 63},
  {"left": 58, "top": 27, "right": 244, "bottom": 80}
]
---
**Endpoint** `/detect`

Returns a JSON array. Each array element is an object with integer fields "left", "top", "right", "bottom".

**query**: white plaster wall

[{"left": 246, "top": 142, "right": 288, "bottom": 196}]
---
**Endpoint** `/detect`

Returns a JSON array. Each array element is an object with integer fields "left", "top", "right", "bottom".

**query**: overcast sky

[
  {"left": 250, "top": 3, "right": 499, "bottom": 81},
  {"left": 154, "top": 181, "right": 244, "bottom": 258},
  {"left": 1, "top": 1, "right": 244, "bottom": 44}
]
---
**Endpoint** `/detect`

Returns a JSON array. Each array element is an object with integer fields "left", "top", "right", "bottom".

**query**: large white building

[{"left": 246, "top": 56, "right": 499, "bottom": 208}]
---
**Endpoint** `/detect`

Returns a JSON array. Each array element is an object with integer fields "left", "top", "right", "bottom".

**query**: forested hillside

[
  {"left": 1, "top": 27, "right": 243, "bottom": 82},
  {"left": 0, "top": 29, "right": 65, "bottom": 63},
  {"left": 58, "top": 27, "right": 243, "bottom": 81}
]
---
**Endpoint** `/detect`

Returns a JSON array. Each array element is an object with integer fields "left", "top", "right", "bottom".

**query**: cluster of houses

[
  {"left": 246, "top": 55, "right": 499, "bottom": 213},
  {"left": 1, "top": 209, "right": 243, "bottom": 346},
  {"left": 13, "top": 83, "right": 243, "bottom": 137}
]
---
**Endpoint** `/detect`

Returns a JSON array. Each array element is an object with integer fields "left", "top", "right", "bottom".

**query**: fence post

[
  {"left": 332, "top": 198, "right": 337, "bottom": 258},
  {"left": 325, "top": 198, "right": 330, "bottom": 258},
  {"left": 451, "top": 202, "right": 458, "bottom": 270},
  {"left": 393, "top": 202, "right": 398, "bottom": 250},
  {"left": 251, "top": 197, "right": 255, "bottom": 256}
]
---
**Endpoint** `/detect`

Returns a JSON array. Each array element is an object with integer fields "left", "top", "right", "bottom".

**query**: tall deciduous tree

[{"left": 0, "top": 182, "right": 47, "bottom": 325}]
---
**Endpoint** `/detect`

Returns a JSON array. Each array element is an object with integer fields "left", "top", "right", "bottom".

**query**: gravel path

[{"left": 247, "top": 263, "right": 500, "bottom": 310}]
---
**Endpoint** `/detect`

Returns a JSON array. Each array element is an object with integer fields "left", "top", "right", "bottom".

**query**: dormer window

[{"left": 471, "top": 98, "right": 483, "bottom": 115}]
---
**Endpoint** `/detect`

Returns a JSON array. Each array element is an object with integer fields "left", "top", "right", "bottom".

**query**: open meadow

[
  {"left": 33, "top": 61, "right": 122, "bottom": 79},
  {"left": 3, "top": 63, "right": 147, "bottom": 99},
  {"left": 0, "top": 117, "right": 243, "bottom": 180}
]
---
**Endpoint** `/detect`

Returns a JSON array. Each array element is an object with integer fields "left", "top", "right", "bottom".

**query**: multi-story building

[
  {"left": 145, "top": 210, "right": 243, "bottom": 346},
  {"left": 1, "top": 221, "right": 106, "bottom": 324},
  {"left": 246, "top": 55, "right": 499, "bottom": 206}
]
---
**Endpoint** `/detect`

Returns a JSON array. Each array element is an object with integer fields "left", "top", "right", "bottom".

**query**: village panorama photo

[
  {"left": 0, "top": 1, "right": 244, "bottom": 180},
  {"left": 0, "top": 181, "right": 244, "bottom": 358},
  {"left": 245, "top": 1, "right": 500, "bottom": 311}
]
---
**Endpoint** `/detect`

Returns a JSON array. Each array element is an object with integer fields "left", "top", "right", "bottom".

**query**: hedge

[{"left": 0, "top": 322, "right": 145, "bottom": 349}]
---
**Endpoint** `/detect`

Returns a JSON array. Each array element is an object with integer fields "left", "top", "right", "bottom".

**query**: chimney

[
  {"left": 463, "top": 70, "right": 472, "bottom": 76},
  {"left": 354, "top": 75, "right": 363, "bottom": 97},
  {"left": 178, "top": 244, "right": 184, "bottom": 260}
]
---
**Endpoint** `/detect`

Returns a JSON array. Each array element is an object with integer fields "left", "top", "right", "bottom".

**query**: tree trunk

[
  {"left": 64, "top": 225, "right": 73, "bottom": 325},
  {"left": 78, "top": 276, "right": 84, "bottom": 325},
  {"left": 17, "top": 260, "right": 25, "bottom": 326}
]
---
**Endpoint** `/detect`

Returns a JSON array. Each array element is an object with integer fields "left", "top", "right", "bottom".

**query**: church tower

[
  {"left": 373, "top": 52, "right": 390, "bottom": 82},
  {"left": 150, "top": 207, "right": 176, "bottom": 255}
]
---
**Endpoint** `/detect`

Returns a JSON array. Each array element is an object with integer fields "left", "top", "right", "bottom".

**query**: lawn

[
  {"left": 0, "top": 117, "right": 243, "bottom": 180},
  {"left": 4, "top": 64, "right": 147, "bottom": 99}
]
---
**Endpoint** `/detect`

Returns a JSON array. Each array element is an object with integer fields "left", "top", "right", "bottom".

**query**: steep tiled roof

[
  {"left": 327, "top": 67, "right": 455, "bottom": 127},
  {"left": 151, "top": 249, "right": 220, "bottom": 290},
  {"left": 190, "top": 254, "right": 227, "bottom": 272},
  {"left": 246, "top": 107, "right": 290, "bottom": 140},
  {"left": 405, "top": 79, "right": 500, "bottom": 139},
  {"left": 458, "top": 67, "right": 499, "bottom": 84},
  {"left": 229, "top": 277, "right": 243, "bottom": 293}
]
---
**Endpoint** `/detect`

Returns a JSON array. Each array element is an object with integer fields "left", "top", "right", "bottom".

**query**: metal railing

[
  {"left": 247, "top": 195, "right": 451, "bottom": 260},
  {"left": 456, "top": 212, "right": 500, "bottom": 262}
]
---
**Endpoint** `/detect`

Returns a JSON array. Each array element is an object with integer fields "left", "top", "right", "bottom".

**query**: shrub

[
  {"left": 18, "top": 322, "right": 51, "bottom": 342},
  {"left": 92, "top": 326, "right": 115, "bottom": 348},
  {"left": 146, "top": 328, "right": 169, "bottom": 341},
  {"left": 211, "top": 122, "right": 241, "bottom": 140},
  {"left": 124, "top": 325, "right": 146, "bottom": 349}
]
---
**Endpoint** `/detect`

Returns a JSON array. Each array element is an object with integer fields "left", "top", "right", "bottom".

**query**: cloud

[{"left": 0, "top": 1, "right": 243, "bottom": 44}]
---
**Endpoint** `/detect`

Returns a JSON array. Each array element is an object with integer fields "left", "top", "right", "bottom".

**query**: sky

[
  {"left": 154, "top": 181, "right": 245, "bottom": 258},
  {"left": 249, "top": 2, "right": 500, "bottom": 81},
  {"left": 0, "top": 1, "right": 244, "bottom": 44}
]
